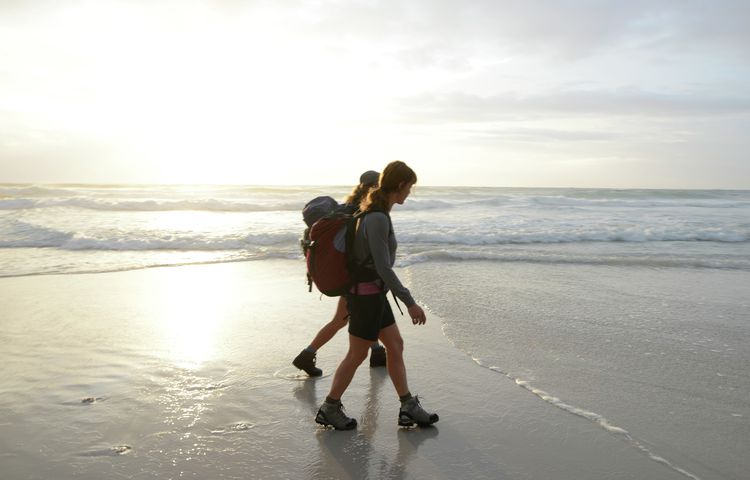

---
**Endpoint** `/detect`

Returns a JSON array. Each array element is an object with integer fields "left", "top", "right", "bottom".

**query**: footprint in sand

[
  {"left": 62, "top": 397, "right": 107, "bottom": 406},
  {"left": 210, "top": 422, "right": 255, "bottom": 435},
  {"left": 78, "top": 445, "right": 132, "bottom": 457},
  {"left": 81, "top": 396, "right": 105, "bottom": 404}
]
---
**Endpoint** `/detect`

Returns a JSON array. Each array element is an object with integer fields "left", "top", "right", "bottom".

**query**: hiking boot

[
  {"left": 293, "top": 350, "right": 322, "bottom": 376},
  {"left": 369, "top": 345, "right": 387, "bottom": 367},
  {"left": 316, "top": 402, "right": 357, "bottom": 430},
  {"left": 398, "top": 396, "right": 439, "bottom": 427}
]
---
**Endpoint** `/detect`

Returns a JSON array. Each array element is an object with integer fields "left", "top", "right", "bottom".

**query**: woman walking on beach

[
  {"left": 292, "top": 171, "right": 387, "bottom": 376},
  {"left": 315, "top": 161, "right": 439, "bottom": 430}
]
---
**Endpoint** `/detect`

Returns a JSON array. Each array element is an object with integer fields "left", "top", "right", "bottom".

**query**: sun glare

[
  {"left": 35, "top": 3, "right": 392, "bottom": 184},
  {"left": 157, "top": 267, "right": 233, "bottom": 369},
  {"left": 5, "top": 2, "right": 473, "bottom": 185}
]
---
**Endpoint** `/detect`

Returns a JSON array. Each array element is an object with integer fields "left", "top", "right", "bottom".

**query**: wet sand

[{"left": 0, "top": 260, "right": 691, "bottom": 479}]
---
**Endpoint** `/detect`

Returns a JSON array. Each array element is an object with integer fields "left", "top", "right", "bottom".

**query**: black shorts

[{"left": 346, "top": 293, "right": 395, "bottom": 341}]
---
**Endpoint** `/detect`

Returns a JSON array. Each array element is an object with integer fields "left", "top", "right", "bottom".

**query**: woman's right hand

[{"left": 408, "top": 304, "right": 426, "bottom": 325}]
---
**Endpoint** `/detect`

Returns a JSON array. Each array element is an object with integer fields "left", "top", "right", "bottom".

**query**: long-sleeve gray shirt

[{"left": 352, "top": 212, "right": 416, "bottom": 307}]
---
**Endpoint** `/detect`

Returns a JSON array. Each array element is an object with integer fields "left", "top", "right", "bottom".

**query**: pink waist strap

[{"left": 350, "top": 281, "right": 383, "bottom": 295}]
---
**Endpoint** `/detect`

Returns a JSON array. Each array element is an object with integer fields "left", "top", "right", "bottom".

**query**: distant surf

[{"left": 1, "top": 184, "right": 748, "bottom": 277}]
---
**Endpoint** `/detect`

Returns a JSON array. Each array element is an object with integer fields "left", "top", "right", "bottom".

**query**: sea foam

[{"left": 1, "top": 184, "right": 749, "bottom": 277}]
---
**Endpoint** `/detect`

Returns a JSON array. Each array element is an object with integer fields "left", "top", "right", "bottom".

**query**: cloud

[
  {"left": 1, "top": 0, "right": 748, "bottom": 188},
  {"left": 396, "top": 89, "right": 750, "bottom": 124},
  {"left": 646, "top": 1, "right": 750, "bottom": 60},
  {"left": 269, "top": 0, "right": 750, "bottom": 63},
  {"left": 463, "top": 127, "right": 618, "bottom": 143},
  {"left": 3, "top": 1, "right": 749, "bottom": 62}
]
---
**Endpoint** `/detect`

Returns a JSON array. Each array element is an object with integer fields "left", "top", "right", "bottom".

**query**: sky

[{"left": 1, "top": 0, "right": 749, "bottom": 188}]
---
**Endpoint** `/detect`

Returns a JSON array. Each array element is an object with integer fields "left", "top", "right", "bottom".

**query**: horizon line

[{"left": 1, "top": 182, "right": 749, "bottom": 192}]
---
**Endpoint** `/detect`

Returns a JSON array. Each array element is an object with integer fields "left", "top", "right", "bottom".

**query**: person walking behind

[
  {"left": 315, "top": 161, "right": 439, "bottom": 430},
  {"left": 292, "top": 171, "right": 387, "bottom": 376}
]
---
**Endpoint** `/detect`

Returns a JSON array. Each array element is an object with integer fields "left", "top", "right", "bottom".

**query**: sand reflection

[{"left": 154, "top": 266, "right": 235, "bottom": 369}]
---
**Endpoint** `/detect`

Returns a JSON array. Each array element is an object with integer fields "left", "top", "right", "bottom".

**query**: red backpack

[
  {"left": 301, "top": 196, "right": 389, "bottom": 296},
  {"left": 303, "top": 211, "right": 357, "bottom": 296}
]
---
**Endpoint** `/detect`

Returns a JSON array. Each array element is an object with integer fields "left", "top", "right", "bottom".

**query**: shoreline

[{"left": 1, "top": 260, "right": 697, "bottom": 479}]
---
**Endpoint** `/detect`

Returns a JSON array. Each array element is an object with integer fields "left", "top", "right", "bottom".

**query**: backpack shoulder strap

[
  {"left": 355, "top": 209, "right": 392, "bottom": 238},
  {"left": 346, "top": 210, "right": 391, "bottom": 283}
]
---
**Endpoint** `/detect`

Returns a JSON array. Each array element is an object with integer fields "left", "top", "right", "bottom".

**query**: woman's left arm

[{"left": 366, "top": 213, "right": 416, "bottom": 307}]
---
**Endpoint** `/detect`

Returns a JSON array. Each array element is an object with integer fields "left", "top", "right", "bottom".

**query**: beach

[
  {"left": 0, "top": 259, "right": 730, "bottom": 480},
  {"left": 1, "top": 184, "right": 749, "bottom": 479},
  {"left": 3, "top": 1, "right": 750, "bottom": 476}
]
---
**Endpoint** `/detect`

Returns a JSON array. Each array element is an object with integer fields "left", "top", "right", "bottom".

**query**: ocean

[
  {"left": 2, "top": 184, "right": 749, "bottom": 277},
  {"left": 2, "top": 184, "right": 749, "bottom": 479}
]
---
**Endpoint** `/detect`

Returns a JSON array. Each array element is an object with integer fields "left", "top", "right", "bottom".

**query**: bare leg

[
  {"left": 309, "top": 296, "right": 349, "bottom": 351},
  {"left": 328, "top": 335, "right": 372, "bottom": 400},
  {"left": 378, "top": 323, "right": 408, "bottom": 396}
]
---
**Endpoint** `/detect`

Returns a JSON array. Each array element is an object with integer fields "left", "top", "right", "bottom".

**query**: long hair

[
  {"left": 344, "top": 183, "right": 373, "bottom": 206},
  {"left": 360, "top": 161, "right": 417, "bottom": 213}
]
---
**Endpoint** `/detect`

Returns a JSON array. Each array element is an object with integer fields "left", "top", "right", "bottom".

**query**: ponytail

[
  {"left": 360, "top": 188, "right": 390, "bottom": 213},
  {"left": 344, "top": 184, "right": 372, "bottom": 206}
]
